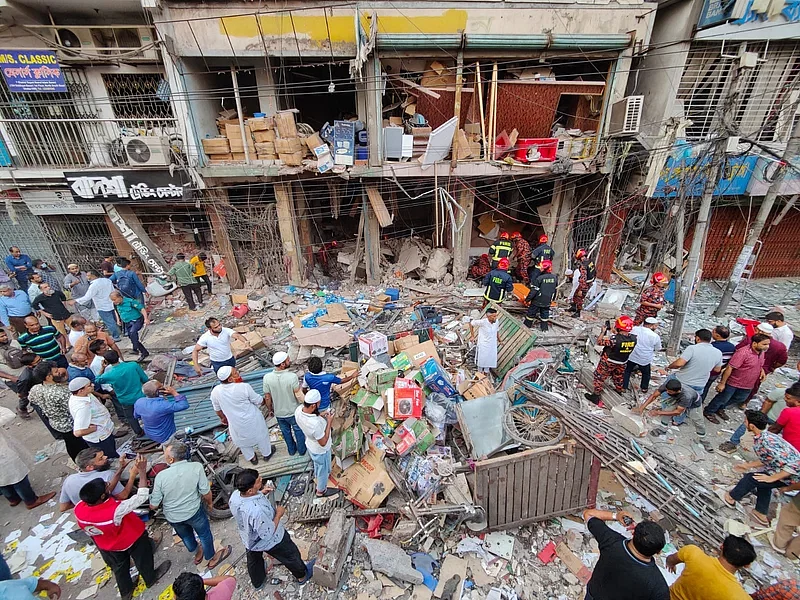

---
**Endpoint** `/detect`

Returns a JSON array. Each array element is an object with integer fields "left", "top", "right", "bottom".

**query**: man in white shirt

[
  {"left": 470, "top": 308, "right": 501, "bottom": 373},
  {"left": 294, "top": 390, "right": 338, "bottom": 498},
  {"left": 192, "top": 317, "right": 252, "bottom": 375},
  {"left": 68, "top": 376, "right": 117, "bottom": 458},
  {"left": 73, "top": 270, "right": 120, "bottom": 341},
  {"left": 765, "top": 311, "right": 794, "bottom": 349},
  {"left": 68, "top": 316, "right": 87, "bottom": 348},
  {"left": 210, "top": 366, "right": 272, "bottom": 465},
  {"left": 624, "top": 317, "right": 662, "bottom": 394}
]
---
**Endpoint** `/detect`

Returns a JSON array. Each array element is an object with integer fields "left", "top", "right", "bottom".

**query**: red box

[
  {"left": 514, "top": 138, "right": 558, "bottom": 163},
  {"left": 388, "top": 378, "right": 423, "bottom": 419}
]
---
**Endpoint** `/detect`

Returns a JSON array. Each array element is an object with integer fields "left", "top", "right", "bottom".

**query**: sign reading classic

[{"left": 0, "top": 50, "right": 67, "bottom": 93}]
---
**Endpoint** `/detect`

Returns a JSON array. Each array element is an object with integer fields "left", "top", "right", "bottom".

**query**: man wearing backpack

[{"left": 111, "top": 259, "right": 147, "bottom": 304}]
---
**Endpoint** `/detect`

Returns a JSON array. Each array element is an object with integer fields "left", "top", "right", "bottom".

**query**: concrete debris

[{"left": 362, "top": 539, "right": 424, "bottom": 584}]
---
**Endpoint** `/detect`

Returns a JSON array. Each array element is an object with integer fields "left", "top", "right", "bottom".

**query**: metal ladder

[{"left": 732, "top": 239, "right": 763, "bottom": 316}]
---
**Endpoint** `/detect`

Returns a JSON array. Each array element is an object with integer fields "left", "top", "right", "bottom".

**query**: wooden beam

[
  {"left": 452, "top": 183, "right": 475, "bottom": 281},
  {"left": 386, "top": 74, "right": 441, "bottom": 99},
  {"left": 365, "top": 184, "right": 393, "bottom": 228},
  {"left": 363, "top": 193, "right": 381, "bottom": 285},
  {"left": 450, "top": 49, "right": 464, "bottom": 169},
  {"left": 294, "top": 182, "right": 314, "bottom": 281},
  {"left": 274, "top": 182, "right": 303, "bottom": 285},
  {"left": 203, "top": 190, "right": 244, "bottom": 289}
]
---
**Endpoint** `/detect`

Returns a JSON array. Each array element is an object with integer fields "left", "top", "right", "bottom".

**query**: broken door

[{"left": 472, "top": 446, "right": 599, "bottom": 530}]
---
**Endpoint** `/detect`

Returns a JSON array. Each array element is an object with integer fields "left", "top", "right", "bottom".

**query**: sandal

[
  {"left": 722, "top": 493, "right": 736, "bottom": 508},
  {"left": 194, "top": 547, "right": 204, "bottom": 565},
  {"left": 207, "top": 544, "right": 232, "bottom": 569},
  {"left": 749, "top": 510, "right": 770, "bottom": 527}
]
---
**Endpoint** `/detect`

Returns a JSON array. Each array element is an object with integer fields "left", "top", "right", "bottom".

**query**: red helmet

[
  {"left": 511, "top": 232, "right": 522, "bottom": 240},
  {"left": 499, "top": 231, "right": 510, "bottom": 240},
  {"left": 498, "top": 258, "right": 510, "bottom": 270},
  {"left": 615, "top": 316, "right": 634, "bottom": 332},
  {"left": 539, "top": 234, "right": 548, "bottom": 244},
  {"left": 651, "top": 272, "right": 666, "bottom": 284},
  {"left": 541, "top": 259, "right": 552, "bottom": 272},
  {"left": 575, "top": 248, "right": 587, "bottom": 260}
]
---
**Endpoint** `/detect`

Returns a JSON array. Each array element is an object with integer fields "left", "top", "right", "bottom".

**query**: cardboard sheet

[{"left": 293, "top": 325, "right": 352, "bottom": 348}]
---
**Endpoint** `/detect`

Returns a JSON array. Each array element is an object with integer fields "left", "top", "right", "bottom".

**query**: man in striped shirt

[{"left": 18, "top": 316, "right": 67, "bottom": 369}]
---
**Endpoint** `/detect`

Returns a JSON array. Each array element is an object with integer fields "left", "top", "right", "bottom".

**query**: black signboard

[{"left": 65, "top": 169, "right": 191, "bottom": 203}]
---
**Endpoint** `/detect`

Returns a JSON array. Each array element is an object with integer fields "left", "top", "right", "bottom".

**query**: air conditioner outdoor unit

[
  {"left": 122, "top": 136, "right": 171, "bottom": 166},
  {"left": 608, "top": 96, "right": 644, "bottom": 136},
  {"left": 52, "top": 27, "right": 158, "bottom": 61}
]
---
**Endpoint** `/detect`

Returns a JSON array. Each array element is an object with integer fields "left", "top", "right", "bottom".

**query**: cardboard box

[
  {"left": 421, "top": 358, "right": 457, "bottom": 397},
  {"left": 253, "top": 129, "right": 276, "bottom": 143},
  {"left": 305, "top": 132, "right": 324, "bottom": 150},
  {"left": 458, "top": 372, "right": 495, "bottom": 400},
  {"left": 403, "top": 340, "right": 441, "bottom": 367},
  {"left": 201, "top": 137, "right": 231, "bottom": 154},
  {"left": 275, "top": 111, "right": 298, "bottom": 138},
  {"left": 208, "top": 153, "right": 234, "bottom": 162},
  {"left": 393, "top": 334, "right": 420, "bottom": 353},
  {"left": 255, "top": 142, "right": 275, "bottom": 154},
  {"left": 334, "top": 446, "right": 395, "bottom": 508},
  {"left": 351, "top": 388, "right": 384, "bottom": 411},
  {"left": 275, "top": 137, "right": 303, "bottom": 154},
  {"left": 248, "top": 116, "right": 274, "bottom": 131},
  {"left": 232, "top": 152, "right": 247, "bottom": 161},
  {"left": 358, "top": 332, "right": 389, "bottom": 358},
  {"left": 366, "top": 369, "right": 400, "bottom": 395},
  {"left": 387, "top": 378, "right": 424, "bottom": 419},
  {"left": 229, "top": 139, "right": 256, "bottom": 153},
  {"left": 225, "top": 123, "right": 246, "bottom": 139},
  {"left": 391, "top": 417, "right": 436, "bottom": 455},
  {"left": 279, "top": 152, "right": 304, "bottom": 167},
  {"left": 390, "top": 352, "right": 412, "bottom": 371},
  {"left": 231, "top": 292, "right": 250, "bottom": 304}
]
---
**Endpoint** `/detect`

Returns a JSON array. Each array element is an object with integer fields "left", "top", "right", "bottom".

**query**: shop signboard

[
  {"left": 21, "top": 190, "right": 104, "bottom": 215},
  {"left": 103, "top": 205, "right": 168, "bottom": 275},
  {"left": 0, "top": 50, "right": 67, "bottom": 93},
  {"left": 697, "top": 0, "right": 737, "bottom": 28},
  {"left": 64, "top": 169, "right": 191, "bottom": 203},
  {"left": 747, "top": 154, "right": 800, "bottom": 196},
  {"left": 652, "top": 151, "right": 758, "bottom": 198}
]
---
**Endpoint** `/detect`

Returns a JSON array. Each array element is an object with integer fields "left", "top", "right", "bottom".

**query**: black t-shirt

[
  {"left": 586, "top": 518, "right": 669, "bottom": 600},
  {"left": 604, "top": 333, "right": 638, "bottom": 363},
  {"left": 32, "top": 291, "right": 71, "bottom": 321}
]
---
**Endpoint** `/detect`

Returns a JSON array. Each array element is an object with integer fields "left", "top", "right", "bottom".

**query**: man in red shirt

[
  {"left": 74, "top": 455, "right": 171, "bottom": 600},
  {"left": 770, "top": 383, "right": 800, "bottom": 451},
  {"left": 704, "top": 333, "right": 770, "bottom": 424},
  {"left": 730, "top": 322, "right": 788, "bottom": 410}
]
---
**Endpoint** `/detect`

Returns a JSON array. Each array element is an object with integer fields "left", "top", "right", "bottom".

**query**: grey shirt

[
  {"left": 64, "top": 272, "right": 90, "bottom": 298},
  {"left": 150, "top": 460, "right": 210, "bottom": 523},
  {"left": 60, "top": 470, "right": 123, "bottom": 506},
  {"left": 658, "top": 381, "right": 701, "bottom": 410},
  {"left": 229, "top": 490, "right": 285, "bottom": 552},
  {"left": 675, "top": 342, "right": 723, "bottom": 388},
  {"left": 262, "top": 369, "right": 301, "bottom": 418}
]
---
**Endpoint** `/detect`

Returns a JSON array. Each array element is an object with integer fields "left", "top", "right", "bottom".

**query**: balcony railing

[{"left": 0, "top": 118, "right": 180, "bottom": 169}]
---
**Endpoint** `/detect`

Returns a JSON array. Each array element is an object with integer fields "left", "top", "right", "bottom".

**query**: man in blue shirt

[
  {"left": 0, "top": 284, "right": 33, "bottom": 334},
  {"left": 0, "top": 576, "right": 61, "bottom": 599},
  {"left": 4, "top": 246, "right": 33, "bottom": 292},
  {"left": 67, "top": 351, "right": 96, "bottom": 383},
  {"left": 303, "top": 356, "right": 356, "bottom": 412},
  {"left": 134, "top": 381, "right": 189, "bottom": 444}
]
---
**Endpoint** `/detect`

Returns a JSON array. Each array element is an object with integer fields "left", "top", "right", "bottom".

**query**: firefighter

[
  {"left": 633, "top": 272, "right": 669, "bottom": 325},
  {"left": 489, "top": 232, "right": 513, "bottom": 269},
  {"left": 469, "top": 254, "right": 492, "bottom": 280},
  {"left": 510, "top": 232, "right": 532, "bottom": 282},
  {"left": 315, "top": 240, "right": 340, "bottom": 275},
  {"left": 528, "top": 234, "right": 554, "bottom": 282},
  {"left": 585, "top": 315, "right": 638, "bottom": 407},
  {"left": 569, "top": 248, "right": 596, "bottom": 318},
  {"left": 482, "top": 257, "right": 514, "bottom": 309},
  {"left": 523, "top": 259, "right": 557, "bottom": 331}
]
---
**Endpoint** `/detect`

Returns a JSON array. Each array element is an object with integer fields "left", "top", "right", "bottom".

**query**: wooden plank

[
  {"left": 488, "top": 465, "right": 499, "bottom": 528},
  {"left": 519, "top": 455, "right": 532, "bottom": 523},
  {"left": 366, "top": 185, "right": 394, "bottom": 228},
  {"left": 496, "top": 465, "right": 507, "bottom": 526},
  {"left": 544, "top": 454, "right": 561, "bottom": 515},
  {"left": 386, "top": 74, "right": 441, "bottom": 99},
  {"left": 473, "top": 446, "right": 562, "bottom": 469},
  {"left": 536, "top": 451, "right": 550, "bottom": 518},
  {"left": 510, "top": 461, "right": 521, "bottom": 524},
  {"left": 569, "top": 448, "right": 586, "bottom": 507},
  {"left": 561, "top": 453, "right": 578, "bottom": 514}
]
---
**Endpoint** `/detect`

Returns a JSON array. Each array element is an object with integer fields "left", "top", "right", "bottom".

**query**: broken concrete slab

[
  {"left": 611, "top": 405, "right": 647, "bottom": 437},
  {"left": 362, "top": 539, "right": 424, "bottom": 585},
  {"left": 433, "top": 555, "right": 467, "bottom": 599},
  {"left": 313, "top": 508, "right": 356, "bottom": 589}
]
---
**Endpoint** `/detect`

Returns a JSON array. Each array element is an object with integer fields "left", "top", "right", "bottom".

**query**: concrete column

[
  {"left": 539, "top": 180, "right": 563, "bottom": 241},
  {"left": 159, "top": 46, "right": 202, "bottom": 166},
  {"left": 363, "top": 193, "right": 381, "bottom": 285},
  {"left": 293, "top": 182, "right": 314, "bottom": 281},
  {"left": 551, "top": 181, "right": 576, "bottom": 278},
  {"left": 204, "top": 189, "right": 244, "bottom": 289},
  {"left": 255, "top": 68, "right": 279, "bottom": 115},
  {"left": 452, "top": 183, "right": 475, "bottom": 280},
  {"left": 364, "top": 57, "right": 382, "bottom": 166},
  {"left": 275, "top": 181, "right": 303, "bottom": 285}
]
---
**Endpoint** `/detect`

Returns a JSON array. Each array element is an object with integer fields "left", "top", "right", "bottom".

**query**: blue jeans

[
  {"left": 124, "top": 317, "right": 147, "bottom": 356},
  {"left": 730, "top": 415, "right": 775, "bottom": 445},
  {"left": 310, "top": 450, "right": 331, "bottom": 494},
  {"left": 730, "top": 472, "right": 787, "bottom": 515},
  {"left": 211, "top": 356, "right": 236, "bottom": 373},
  {"left": 98, "top": 310, "right": 121, "bottom": 340},
  {"left": 0, "top": 553, "right": 10, "bottom": 581},
  {"left": 171, "top": 505, "right": 216, "bottom": 561},
  {"left": 0, "top": 475, "right": 37, "bottom": 506},
  {"left": 277, "top": 416, "right": 307, "bottom": 456},
  {"left": 705, "top": 384, "right": 751, "bottom": 415}
]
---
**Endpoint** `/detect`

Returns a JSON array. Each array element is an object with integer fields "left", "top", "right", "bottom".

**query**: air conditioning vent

[
  {"left": 123, "top": 136, "right": 171, "bottom": 166},
  {"left": 608, "top": 96, "right": 644, "bottom": 136}
]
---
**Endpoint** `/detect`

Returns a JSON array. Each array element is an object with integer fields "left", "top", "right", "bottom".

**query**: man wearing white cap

[
  {"left": 68, "top": 376, "right": 117, "bottom": 458},
  {"left": 295, "top": 390, "right": 338, "bottom": 498},
  {"left": 624, "top": 317, "right": 662, "bottom": 395},
  {"left": 210, "top": 366, "right": 272, "bottom": 465},
  {"left": 262, "top": 352, "right": 306, "bottom": 456}
]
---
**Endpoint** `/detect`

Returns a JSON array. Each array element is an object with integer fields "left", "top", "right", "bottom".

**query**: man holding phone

[{"left": 295, "top": 390, "right": 339, "bottom": 498}]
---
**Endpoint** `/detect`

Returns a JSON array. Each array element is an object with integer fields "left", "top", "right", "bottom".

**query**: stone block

[
  {"left": 611, "top": 405, "right": 647, "bottom": 437},
  {"left": 313, "top": 508, "right": 356, "bottom": 589},
  {"left": 362, "top": 538, "right": 424, "bottom": 585}
]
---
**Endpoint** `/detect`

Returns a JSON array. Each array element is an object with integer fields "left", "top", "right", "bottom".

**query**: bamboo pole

[{"left": 476, "top": 62, "right": 486, "bottom": 161}]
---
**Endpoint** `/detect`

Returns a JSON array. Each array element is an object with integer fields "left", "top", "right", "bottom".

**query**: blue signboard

[
  {"left": 698, "top": 0, "right": 737, "bottom": 28},
  {"left": 653, "top": 153, "right": 758, "bottom": 198},
  {"left": 0, "top": 50, "right": 67, "bottom": 93}
]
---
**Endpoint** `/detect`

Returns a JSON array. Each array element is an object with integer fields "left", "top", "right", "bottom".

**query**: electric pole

[
  {"left": 713, "top": 105, "right": 800, "bottom": 317},
  {"left": 667, "top": 55, "right": 753, "bottom": 355}
]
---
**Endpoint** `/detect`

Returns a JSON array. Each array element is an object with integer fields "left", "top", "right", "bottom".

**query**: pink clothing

[
  {"left": 207, "top": 578, "right": 237, "bottom": 600},
  {"left": 726, "top": 346, "right": 765, "bottom": 390},
  {"left": 776, "top": 407, "right": 800, "bottom": 452}
]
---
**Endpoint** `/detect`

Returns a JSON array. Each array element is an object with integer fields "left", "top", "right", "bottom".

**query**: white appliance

[{"left": 122, "top": 136, "right": 171, "bottom": 166}]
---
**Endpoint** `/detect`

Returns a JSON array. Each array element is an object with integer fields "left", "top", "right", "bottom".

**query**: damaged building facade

[{"left": 0, "top": 0, "right": 657, "bottom": 286}]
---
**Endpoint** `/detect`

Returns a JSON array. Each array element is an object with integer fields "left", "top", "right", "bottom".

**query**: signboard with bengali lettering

[{"left": 0, "top": 50, "right": 67, "bottom": 93}]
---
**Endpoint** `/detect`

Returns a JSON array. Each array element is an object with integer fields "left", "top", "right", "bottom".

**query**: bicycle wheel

[{"left": 503, "top": 404, "right": 565, "bottom": 447}]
